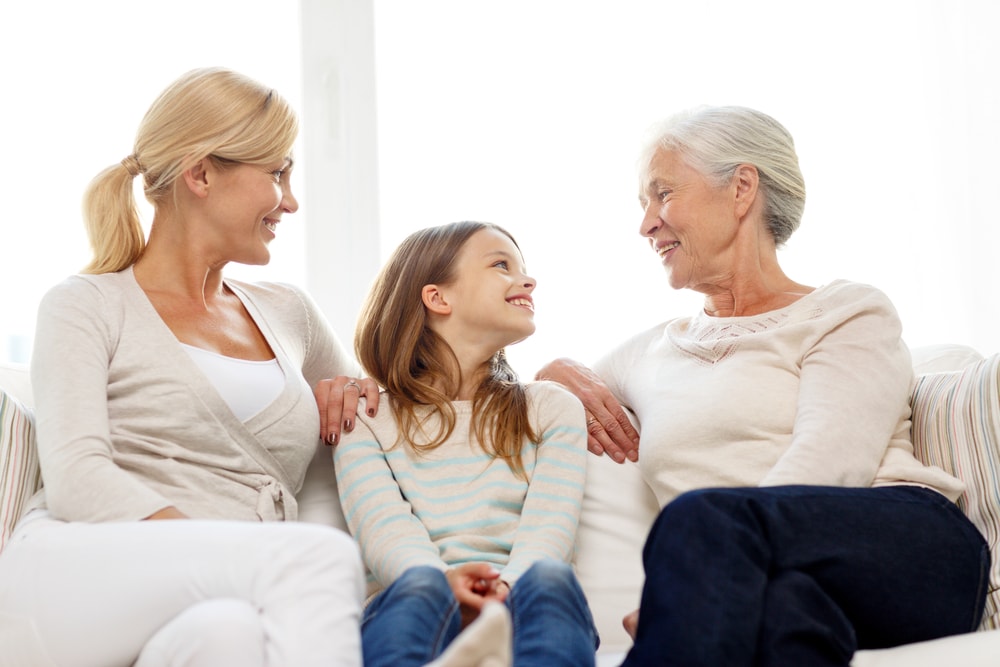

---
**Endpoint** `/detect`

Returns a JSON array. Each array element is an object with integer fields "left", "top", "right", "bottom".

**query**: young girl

[{"left": 333, "top": 222, "right": 598, "bottom": 667}]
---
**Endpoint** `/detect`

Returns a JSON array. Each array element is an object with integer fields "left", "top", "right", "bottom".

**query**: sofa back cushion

[
  {"left": 910, "top": 353, "right": 1000, "bottom": 630},
  {"left": 574, "top": 445, "right": 658, "bottom": 653},
  {"left": 0, "top": 389, "right": 40, "bottom": 552}
]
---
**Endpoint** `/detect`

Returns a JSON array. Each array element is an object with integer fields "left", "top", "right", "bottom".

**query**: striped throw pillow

[
  {"left": 0, "top": 390, "right": 40, "bottom": 553},
  {"left": 910, "top": 354, "right": 1000, "bottom": 631}
]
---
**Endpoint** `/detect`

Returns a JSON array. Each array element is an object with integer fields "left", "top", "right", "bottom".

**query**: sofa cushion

[
  {"left": 0, "top": 389, "right": 41, "bottom": 553},
  {"left": 575, "top": 452, "right": 659, "bottom": 653},
  {"left": 910, "top": 353, "right": 1000, "bottom": 630}
]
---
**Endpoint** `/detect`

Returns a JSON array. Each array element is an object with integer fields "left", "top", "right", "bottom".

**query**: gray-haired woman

[{"left": 537, "top": 105, "right": 988, "bottom": 666}]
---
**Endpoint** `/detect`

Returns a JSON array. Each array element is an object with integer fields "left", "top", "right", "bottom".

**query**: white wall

[
  {"left": 3, "top": 1, "right": 998, "bottom": 377},
  {"left": 365, "top": 0, "right": 1000, "bottom": 378},
  {"left": 0, "top": 0, "right": 306, "bottom": 363}
]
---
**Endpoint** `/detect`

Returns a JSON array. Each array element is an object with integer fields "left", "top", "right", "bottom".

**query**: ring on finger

[
  {"left": 586, "top": 416, "right": 599, "bottom": 427},
  {"left": 344, "top": 380, "right": 362, "bottom": 393}
]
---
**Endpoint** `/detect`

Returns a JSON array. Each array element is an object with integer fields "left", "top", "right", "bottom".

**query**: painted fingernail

[
  {"left": 343, "top": 419, "right": 352, "bottom": 431},
  {"left": 367, "top": 408, "right": 375, "bottom": 417},
  {"left": 327, "top": 433, "right": 338, "bottom": 446}
]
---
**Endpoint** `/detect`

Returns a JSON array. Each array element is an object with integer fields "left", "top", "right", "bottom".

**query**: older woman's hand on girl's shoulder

[
  {"left": 535, "top": 358, "right": 640, "bottom": 463},
  {"left": 314, "top": 376, "right": 381, "bottom": 446}
]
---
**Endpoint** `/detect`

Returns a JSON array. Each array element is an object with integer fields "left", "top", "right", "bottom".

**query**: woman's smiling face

[
  {"left": 638, "top": 148, "right": 741, "bottom": 293},
  {"left": 201, "top": 157, "right": 298, "bottom": 268}
]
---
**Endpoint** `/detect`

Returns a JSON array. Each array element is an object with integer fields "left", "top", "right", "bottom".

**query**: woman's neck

[
  {"left": 134, "top": 247, "right": 227, "bottom": 303},
  {"left": 696, "top": 248, "right": 813, "bottom": 318},
  {"left": 701, "top": 275, "right": 814, "bottom": 317}
]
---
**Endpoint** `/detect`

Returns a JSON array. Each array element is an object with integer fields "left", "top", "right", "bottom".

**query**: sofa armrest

[{"left": 0, "top": 362, "right": 32, "bottom": 408}]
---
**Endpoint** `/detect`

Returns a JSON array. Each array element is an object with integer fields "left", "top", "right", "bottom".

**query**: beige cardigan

[{"left": 27, "top": 267, "right": 358, "bottom": 523}]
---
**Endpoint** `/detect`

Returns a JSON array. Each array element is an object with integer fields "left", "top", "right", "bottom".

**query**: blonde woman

[{"left": 0, "top": 68, "right": 374, "bottom": 666}]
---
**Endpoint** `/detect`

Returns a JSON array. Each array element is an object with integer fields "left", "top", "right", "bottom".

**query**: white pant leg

[
  {"left": 135, "top": 599, "right": 266, "bottom": 667},
  {"left": 0, "top": 515, "right": 364, "bottom": 667}
]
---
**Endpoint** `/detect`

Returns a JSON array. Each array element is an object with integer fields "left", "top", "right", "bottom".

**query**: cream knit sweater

[{"left": 594, "top": 280, "right": 964, "bottom": 507}]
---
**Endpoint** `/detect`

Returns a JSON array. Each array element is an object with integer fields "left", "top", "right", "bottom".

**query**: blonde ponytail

[{"left": 81, "top": 160, "right": 146, "bottom": 274}]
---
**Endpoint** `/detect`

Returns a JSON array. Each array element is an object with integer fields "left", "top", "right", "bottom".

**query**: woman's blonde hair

[
  {"left": 639, "top": 105, "right": 806, "bottom": 246},
  {"left": 81, "top": 67, "right": 299, "bottom": 274},
  {"left": 356, "top": 221, "right": 539, "bottom": 476}
]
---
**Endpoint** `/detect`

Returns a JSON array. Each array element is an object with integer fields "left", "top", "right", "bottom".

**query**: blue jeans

[
  {"left": 621, "top": 485, "right": 990, "bottom": 667},
  {"left": 361, "top": 560, "right": 599, "bottom": 667}
]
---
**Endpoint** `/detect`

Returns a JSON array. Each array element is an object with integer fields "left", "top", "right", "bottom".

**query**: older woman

[{"left": 537, "top": 106, "right": 989, "bottom": 666}]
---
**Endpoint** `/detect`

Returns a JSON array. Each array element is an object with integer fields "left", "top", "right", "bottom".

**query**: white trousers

[{"left": 0, "top": 513, "right": 364, "bottom": 667}]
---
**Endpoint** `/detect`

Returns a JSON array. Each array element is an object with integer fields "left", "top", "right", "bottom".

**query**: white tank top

[{"left": 182, "top": 344, "right": 285, "bottom": 421}]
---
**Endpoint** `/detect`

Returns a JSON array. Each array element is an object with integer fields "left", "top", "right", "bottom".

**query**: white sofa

[{"left": 2, "top": 344, "right": 1000, "bottom": 666}]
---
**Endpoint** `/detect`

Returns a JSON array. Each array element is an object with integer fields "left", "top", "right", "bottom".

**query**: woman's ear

[
  {"left": 733, "top": 163, "right": 760, "bottom": 219},
  {"left": 421, "top": 284, "right": 452, "bottom": 315},
  {"left": 181, "top": 158, "right": 212, "bottom": 198}
]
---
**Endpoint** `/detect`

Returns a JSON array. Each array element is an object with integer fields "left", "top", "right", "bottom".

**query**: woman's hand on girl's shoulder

[
  {"left": 535, "top": 358, "right": 640, "bottom": 463},
  {"left": 314, "top": 376, "right": 381, "bottom": 446}
]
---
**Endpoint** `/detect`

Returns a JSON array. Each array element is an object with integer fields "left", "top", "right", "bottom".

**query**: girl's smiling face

[{"left": 431, "top": 227, "right": 537, "bottom": 352}]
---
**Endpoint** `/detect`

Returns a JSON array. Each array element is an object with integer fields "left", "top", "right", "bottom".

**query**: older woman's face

[{"left": 638, "top": 149, "right": 740, "bottom": 292}]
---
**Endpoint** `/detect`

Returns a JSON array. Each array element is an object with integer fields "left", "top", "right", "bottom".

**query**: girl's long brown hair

[{"left": 355, "top": 221, "right": 538, "bottom": 476}]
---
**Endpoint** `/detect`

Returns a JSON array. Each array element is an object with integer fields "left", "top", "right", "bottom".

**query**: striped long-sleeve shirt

[{"left": 334, "top": 380, "right": 587, "bottom": 592}]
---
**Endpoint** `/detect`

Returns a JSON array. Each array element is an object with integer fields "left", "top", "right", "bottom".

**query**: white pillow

[
  {"left": 911, "top": 344, "right": 984, "bottom": 375},
  {"left": 0, "top": 390, "right": 41, "bottom": 553},
  {"left": 574, "top": 405, "right": 660, "bottom": 654},
  {"left": 910, "top": 354, "right": 1000, "bottom": 630}
]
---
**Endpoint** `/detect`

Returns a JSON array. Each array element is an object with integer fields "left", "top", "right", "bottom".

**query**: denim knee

[
  {"left": 390, "top": 566, "right": 452, "bottom": 601},
  {"left": 653, "top": 487, "right": 757, "bottom": 533},
  {"left": 364, "top": 566, "right": 456, "bottom": 628},
  {"left": 518, "top": 559, "right": 578, "bottom": 594}
]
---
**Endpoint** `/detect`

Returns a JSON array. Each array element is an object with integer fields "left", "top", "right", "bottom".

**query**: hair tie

[{"left": 121, "top": 154, "right": 142, "bottom": 178}]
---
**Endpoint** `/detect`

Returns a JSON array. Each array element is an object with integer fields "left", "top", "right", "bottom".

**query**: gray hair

[{"left": 638, "top": 106, "right": 806, "bottom": 246}]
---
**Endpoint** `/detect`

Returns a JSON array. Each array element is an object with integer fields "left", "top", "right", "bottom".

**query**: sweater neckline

[{"left": 694, "top": 281, "right": 835, "bottom": 323}]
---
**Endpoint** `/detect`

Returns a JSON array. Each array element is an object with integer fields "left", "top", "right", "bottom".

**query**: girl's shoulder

[
  {"left": 525, "top": 380, "right": 586, "bottom": 424},
  {"left": 526, "top": 379, "right": 581, "bottom": 404}
]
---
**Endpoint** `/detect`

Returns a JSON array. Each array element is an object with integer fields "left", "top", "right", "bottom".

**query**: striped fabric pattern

[
  {"left": 910, "top": 354, "right": 1000, "bottom": 631},
  {"left": 0, "top": 390, "right": 40, "bottom": 553},
  {"left": 335, "top": 382, "right": 588, "bottom": 592}
]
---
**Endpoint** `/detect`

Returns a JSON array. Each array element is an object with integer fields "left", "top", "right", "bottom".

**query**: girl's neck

[
  {"left": 436, "top": 345, "right": 493, "bottom": 401},
  {"left": 453, "top": 363, "right": 488, "bottom": 401}
]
